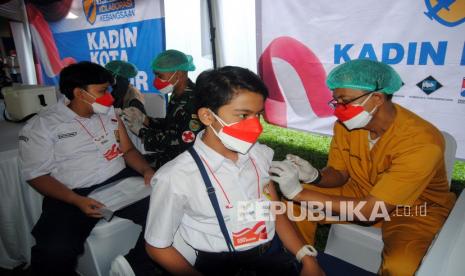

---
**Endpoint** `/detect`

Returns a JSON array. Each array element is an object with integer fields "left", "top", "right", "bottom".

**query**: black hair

[
  {"left": 195, "top": 66, "right": 268, "bottom": 113},
  {"left": 59, "top": 61, "right": 114, "bottom": 100},
  {"left": 386, "top": 94, "right": 393, "bottom": 101}
]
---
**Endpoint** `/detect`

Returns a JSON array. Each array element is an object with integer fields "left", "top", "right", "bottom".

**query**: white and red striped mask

[
  {"left": 209, "top": 111, "right": 263, "bottom": 154},
  {"left": 333, "top": 93, "right": 377, "bottom": 130},
  {"left": 153, "top": 71, "right": 178, "bottom": 94}
]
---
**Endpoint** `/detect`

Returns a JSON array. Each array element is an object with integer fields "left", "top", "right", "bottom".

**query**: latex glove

[
  {"left": 286, "top": 154, "right": 319, "bottom": 183},
  {"left": 269, "top": 160, "right": 303, "bottom": 199},
  {"left": 114, "top": 108, "right": 123, "bottom": 116},
  {"left": 122, "top": 107, "right": 146, "bottom": 135}
]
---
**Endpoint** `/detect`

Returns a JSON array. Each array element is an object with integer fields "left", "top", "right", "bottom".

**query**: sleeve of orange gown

[{"left": 327, "top": 123, "right": 348, "bottom": 172}]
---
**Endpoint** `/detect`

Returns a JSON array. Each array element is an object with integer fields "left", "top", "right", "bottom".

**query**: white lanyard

[
  {"left": 200, "top": 156, "right": 260, "bottom": 209},
  {"left": 75, "top": 115, "right": 122, "bottom": 161},
  {"left": 75, "top": 115, "right": 107, "bottom": 138}
]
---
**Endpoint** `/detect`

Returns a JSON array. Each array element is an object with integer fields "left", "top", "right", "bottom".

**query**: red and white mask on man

[
  {"left": 82, "top": 90, "right": 114, "bottom": 114},
  {"left": 333, "top": 93, "right": 377, "bottom": 130},
  {"left": 153, "top": 71, "right": 178, "bottom": 94}
]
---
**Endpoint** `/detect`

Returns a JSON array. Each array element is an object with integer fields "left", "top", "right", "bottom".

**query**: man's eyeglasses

[{"left": 327, "top": 92, "right": 373, "bottom": 109}]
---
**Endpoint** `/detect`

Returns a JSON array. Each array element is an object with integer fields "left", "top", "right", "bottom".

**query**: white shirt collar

[
  {"left": 56, "top": 95, "right": 111, "bottom": 123},
  {"left": 193, "top": 130, "right": 253, "bottom": 172},
  {"left": 55, "top": 96, "right": 79, "bottom": 122}
]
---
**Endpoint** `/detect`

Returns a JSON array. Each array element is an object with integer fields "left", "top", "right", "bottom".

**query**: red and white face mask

[
  {"left": 83, "top": 90, "right": 114, "bottom": 114},
  {"left": 333, "top": 93, "right": 376, "bottom": 130},
  {"left": 209, "top": 111, "right": 263, "bottom": 154},
  {"left": 153, "top": 71, "right": 178, "bottom": 94}
]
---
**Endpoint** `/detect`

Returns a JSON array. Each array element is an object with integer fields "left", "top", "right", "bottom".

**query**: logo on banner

[
  {"left": 416, "top": 76, "right": 443, "bottom": 95},
  {"left": 424, "top": 0, "right": 465, "bottom": 27},
  {"left": 461, "top": 77, "right": 465, "bottom": 97},
  {"left": 83, "top": 0, "right": 135, "bottom": 25},
  {"left": 258, "top": 36, "right": 334, "bottom": 128},
  {"left": 83, "top": 0, "right": 97, "bottom": 24}
]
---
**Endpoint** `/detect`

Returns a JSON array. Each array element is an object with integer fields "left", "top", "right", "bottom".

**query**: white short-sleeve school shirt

[
  {"left": 145, "top": 130, "right": 275, "bottom": 252},
  {"left": 18, "top": 98, "right": 125, "bottom": 189}
]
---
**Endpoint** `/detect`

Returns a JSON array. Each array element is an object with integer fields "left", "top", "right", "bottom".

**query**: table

[{"left": 0, "top": 120, "right": 43, "bottom": 269}]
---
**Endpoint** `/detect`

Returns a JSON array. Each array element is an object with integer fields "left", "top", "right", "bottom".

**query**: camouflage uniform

[{"left": 140, "top": 79, "right": 203, "bottom": 169}]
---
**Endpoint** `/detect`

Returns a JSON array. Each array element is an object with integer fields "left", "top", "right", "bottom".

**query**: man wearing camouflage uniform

[{"left": 122, "top": 50, "right": 203, "bottom": 169}]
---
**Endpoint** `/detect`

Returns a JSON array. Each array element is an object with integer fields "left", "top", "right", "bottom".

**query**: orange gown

[{"left": 294, "top": 104, "right": 456, "bottom": 275}]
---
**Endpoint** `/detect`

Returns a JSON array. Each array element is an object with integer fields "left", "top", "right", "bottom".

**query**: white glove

[
  {"left": 122, "top": 107, "right": 146, "bottom": 136},
  {"left": 269, "top": 160, "right": 303, "bottom": 199},
  {"left": 114, "top": 108, "right": 123, "bottom": 116},
  {"left": 286, "top": 154, "right": 319, "bottom": 183}
]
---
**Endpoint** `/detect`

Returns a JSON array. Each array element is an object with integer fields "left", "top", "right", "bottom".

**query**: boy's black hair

[
  {"left": 59, "top": 61, "right": 114, "bottom": 100},
  {"left": 195, "top": 66, "right": 268, "bottom": 113}
]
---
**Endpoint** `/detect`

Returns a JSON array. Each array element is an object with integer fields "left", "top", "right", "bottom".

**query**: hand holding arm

[
  {"left": 269, "top": 160, "right": 303, "bottom": 199},
  {"left": 122, "top": 107, "right": 146, "bottom": 136},
  {"left": 286, "top": 154, "right": 320, "bottom": 183},
  {"left": 284, "top": 154, "right": 349, "bottom": 188}
]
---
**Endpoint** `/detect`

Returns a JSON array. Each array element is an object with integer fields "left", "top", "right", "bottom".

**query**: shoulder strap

[{"left": 187, "top": 147, "right": 235, "bottom": 252}]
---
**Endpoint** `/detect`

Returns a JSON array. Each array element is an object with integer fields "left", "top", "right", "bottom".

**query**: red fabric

[
  {"left": 222, "top": 117, "right": 263, "bottom": 143},
  {"left": 333, "top": 104, "right": 364, "bottom": 122},
  {"left": 95, "top": 92, "right": 114, "bottom": 107},
  {"left": 153, "top": 77, "right": 170, "bottom": 90}
]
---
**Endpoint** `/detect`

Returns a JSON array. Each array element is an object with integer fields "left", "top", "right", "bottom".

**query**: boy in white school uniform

[
  {"left": 18, "top": 62, "right": 159, "bottom": 276},
  {"left": 144, "top": 66, "right": 324, "bottom": 276}
]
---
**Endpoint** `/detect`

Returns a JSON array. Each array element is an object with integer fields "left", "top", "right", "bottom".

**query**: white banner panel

[{"left": 257, "top": 0, "right": 465, "bottom": 159}]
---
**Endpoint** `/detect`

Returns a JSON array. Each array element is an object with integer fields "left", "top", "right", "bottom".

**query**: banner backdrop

[
  {"left": 26, "top": 0, "right": 165, "bottom": 93},
  {"left": 257, "top": 0, "right": 465, "bottom": 159}
]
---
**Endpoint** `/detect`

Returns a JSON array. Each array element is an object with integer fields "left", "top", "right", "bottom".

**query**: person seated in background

[
  {"left": 105, "top": 60, "right": 146, "bottom": 114},
  {"left": 0, "top": 57, "right": 12, "bottom": 90},
  {"left": 18, "top": 61, "right": 159, "bottom": 276},
  {"left": 269, "top": 59, "right": 456, "bottom": 276},
  {"left": 105, "top": 60, "right": 147, "bottom": 154},
  {"left": 144, "top": 66, "right": 325, "bottom": 276},
  {"left": 122, "top": 49, "right": 203, "bottom": 169}
]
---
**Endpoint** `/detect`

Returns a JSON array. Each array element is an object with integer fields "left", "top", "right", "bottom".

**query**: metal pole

[{"left": 206, "top": 0, "right": 217, "bottom": 69}]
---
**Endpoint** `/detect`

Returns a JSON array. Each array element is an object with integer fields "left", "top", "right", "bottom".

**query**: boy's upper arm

[
  {"left": 18, "top": 120, "right": 55, "bottom": 181},
  {"left": 145, "top": 170, "right": 187, "bottom": 248},
  {"left": 117, "top": 115, "right": 135, "bottom": 153}
]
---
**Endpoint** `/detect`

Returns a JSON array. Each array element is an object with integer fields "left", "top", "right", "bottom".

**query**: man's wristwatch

[{"left": 296, "top": 245, "right": 318, "bottom": 262}]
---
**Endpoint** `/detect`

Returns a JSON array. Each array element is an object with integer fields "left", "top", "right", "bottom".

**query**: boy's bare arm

[
  {"left": 145, "top": 243, "right": 201, "bottom": 276},
  {"left": 267, "top": 183, "right": 325, "bottom": 276}
]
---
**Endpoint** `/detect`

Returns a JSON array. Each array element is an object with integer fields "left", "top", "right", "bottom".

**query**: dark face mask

[{"left": 112, "top": 76, "right": 130, "bottom": 108}]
